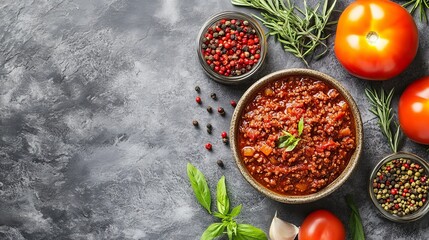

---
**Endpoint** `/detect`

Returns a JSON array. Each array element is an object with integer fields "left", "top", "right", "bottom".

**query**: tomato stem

[{"left": 366, "top": 31, "right": 379, "bottom": 45}]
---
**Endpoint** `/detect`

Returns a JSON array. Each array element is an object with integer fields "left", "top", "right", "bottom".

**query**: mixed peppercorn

[
  {"left": 201, "top": 18, "right": 262, "bottom": 77},
  {"left": 192, "top": 85, "right": 236, "bottom": 167},
  {"left": 372, "top": 158, "right": 429, "bottom": 217}
]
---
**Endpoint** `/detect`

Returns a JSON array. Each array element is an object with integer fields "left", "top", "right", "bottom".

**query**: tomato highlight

[{"left": 334, "top": 0, "right": 418, "bottom": 80}]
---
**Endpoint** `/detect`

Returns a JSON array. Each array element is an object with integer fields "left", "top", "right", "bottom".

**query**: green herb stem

[
  {"left": 231, "top": 0, "right": 337, "bottom": 67},
  {"left": 346, "top": 195, "right": 365, "bottom": 240},
  {"left": 365, "top": 88, "right": 401, "bottom": 153},
  {"left": 403, "top": 0, "right": 429, "bottom": 23}
]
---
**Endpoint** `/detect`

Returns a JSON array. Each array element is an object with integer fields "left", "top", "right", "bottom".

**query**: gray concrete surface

[{"left": 0, "top": 0, "right": 428, "bottom": 239}]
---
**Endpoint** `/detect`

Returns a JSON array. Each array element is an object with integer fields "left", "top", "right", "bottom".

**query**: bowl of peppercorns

[
  {"left": 369, "top": 152, "right": 429, "bottom": 222},
  {"left": 197, "top": 11, "right": 267, "bottom": 84}
]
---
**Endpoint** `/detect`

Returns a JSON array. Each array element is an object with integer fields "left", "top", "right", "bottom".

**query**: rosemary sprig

[
  {"left": 365, "top": 88, "right": 401, "bottom": 153},
  {"left": 403, "top": 0, "right": 429, "bottom": 23},
  {"left": 277, "top": 117, "right": 304, "bottom": 151},
  {"left": 231, "top": 0, "right": 337, "bottom": 67}
]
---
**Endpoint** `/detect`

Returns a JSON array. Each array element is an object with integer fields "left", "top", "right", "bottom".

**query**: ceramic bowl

[{"left": 229, "top": 68, "right": 363, "bottom": 204}]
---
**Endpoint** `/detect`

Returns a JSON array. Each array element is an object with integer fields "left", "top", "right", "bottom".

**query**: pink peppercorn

[
  {"left": 230, "top": 100, "right": 237, "bottom": 107},
  {"left": 205, "top": 143, "right": 212, "bottom": 151}
]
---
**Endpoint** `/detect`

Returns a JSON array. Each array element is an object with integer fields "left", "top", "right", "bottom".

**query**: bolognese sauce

[{"left": 238, "top": 76, "right": 356, "bottom": 195}]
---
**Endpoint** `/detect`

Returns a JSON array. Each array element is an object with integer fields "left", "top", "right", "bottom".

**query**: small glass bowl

[
  {"left": 196, "top": 11, "right": 267, "bottom": 85},
  {"left": 368, "top": 152, "right": 429, "bottom": 223}
]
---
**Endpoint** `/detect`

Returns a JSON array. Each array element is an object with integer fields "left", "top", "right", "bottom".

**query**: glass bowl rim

[
  {"left": 368, "top": 151, "right": 429, "bottom": 223},
  {"left": 196, "top": 11, "right": 268, "bottom": 84}
]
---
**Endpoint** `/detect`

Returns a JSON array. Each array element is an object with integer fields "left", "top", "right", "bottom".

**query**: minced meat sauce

[{"left": 238, "top": 76, "right": 356, "bottom": 195}]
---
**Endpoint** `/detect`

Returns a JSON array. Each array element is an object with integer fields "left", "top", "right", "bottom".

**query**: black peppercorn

[
  {"left": 192, "top": 120, "right": 198, "bottom": 127},
  {"left": 195, "top": 86, "right": 200, "bottom": 92},
  {"left": 222, "top": 138, "right": 229, "bottom": 144},
  {"left": 211, "top": 93, "right": 217, "bottom": 100},
  {"left": 207, "top": 106, "right": 213, "bottom": 113},
  {"left": 206, "top": 123, "right": 212, "bottom": 130},
  {"left": 207, "top": 128, "right": 212, "bottom": 134},
  {"left": 217, "top": 160, "right": 225, "bottom": 168}
]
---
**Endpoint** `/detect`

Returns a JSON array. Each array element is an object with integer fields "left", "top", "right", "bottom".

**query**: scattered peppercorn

[
  {"left": 207, "top": 106, "right": 213, "bottom": 113},
  {"left": 205, "top": 143, "right": 212, "bottom": 151},
  {"left": 210, "top": 93, "right": 217, "bottom": 100},
  {"left": 221, "top": 131, "right": 228, "bottom": 138},
  {"left": 192, "top": 120, "right": 199, "bottom": 127},
  {"left": 195, "top": 86, "right": 201, "bottom": 93},
  {"left": 217, "top": 160, "right": 225, "bottom": 168},
  {"left": 218, "top": 107, "right": 225, "bottom": 116},
  {"left": 207, "top": 128, "right": 212, "bottom": 134},
  {"left": 372, "top": 158, "right": 429, "bottom": 217},
  {"left": 196, "top": 96, "right": 202, "bottom": 104},
  {"left": 222, "top": 138, "right": 229, "bottom": 144},
  {"left": 230, "top": 100, "right": 237, "bottom": 108},
  {"left": 201, "top": 17, "right": 262, "bottom": 77},
  {"left": 207, "top": 123, "right": 212, "bottom": 130}
]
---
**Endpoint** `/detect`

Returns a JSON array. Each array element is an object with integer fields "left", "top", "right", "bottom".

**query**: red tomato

[
  {"left": 334, "top": 0, "right": 418, "bottom": 80},
  {"left": 298, "top": 210, "right": 345, "bottom": 240},
  {"left": 399, "top": 77, "right": 429, "bottom": 144}
]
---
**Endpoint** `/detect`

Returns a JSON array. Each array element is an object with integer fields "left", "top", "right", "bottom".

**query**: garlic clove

[{"left": 269, "top": 212, "right": 299, "bottom": 240}]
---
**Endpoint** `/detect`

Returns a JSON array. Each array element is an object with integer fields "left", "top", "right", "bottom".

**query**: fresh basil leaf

[
  {"left": 213, "top": 212, "right": 227, "bottom": 219},
  {"left": 277, "top": 136, "right": 288, "bottom": 148},
  {"left": 277, "top": 135, "right": 295, "bottom": 148},
  {"left": 278, "top": 117, "right": 305, "bottom": 150},
  {"left": 229, "top": 204, "right": 242, "bottom": 218},
  {"left": 298, "top": 117, "right": 304, "bottom": 136},
  {"left": 187, "top": 163, "right": 212, "bottom": 214},
  {"left": 346, "top": 195, "right": 365, "bottom": 240},
  {"left": 236, "top": 224, "right": 267, "bottom": 240},
  {"left": 217, "top": 176, "right": 230, "bottom": 215},
  {"left": 285, "top": 139, "right": 300, "bottom": 152},
  {"left": 201, "top": 222, "right": 225, "bottom": 240}
]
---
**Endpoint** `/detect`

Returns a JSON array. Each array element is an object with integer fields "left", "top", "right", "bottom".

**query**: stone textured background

[{"left": 0, "top": 0, "right": 428, "bottom": 239}]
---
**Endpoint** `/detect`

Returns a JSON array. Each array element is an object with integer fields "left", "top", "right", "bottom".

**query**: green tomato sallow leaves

[{"left": 187, "top": 163, "right": 267, "bottom": 240}]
